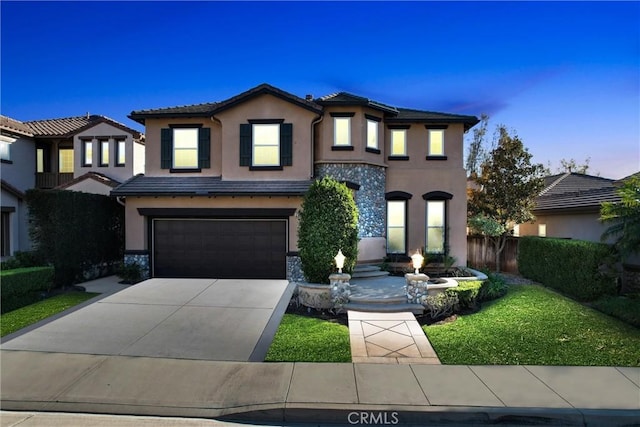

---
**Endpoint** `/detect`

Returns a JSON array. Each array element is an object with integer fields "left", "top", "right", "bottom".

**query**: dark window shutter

[
  {"left": 160, "top": 128, "right": 172, "bottom": 169},
  {"left": 239, "top": 124, "right": 252, "bottom": 166},
  {"left": 280, "top": 123, "right": 292, "bottom": 166},
  {"left": 198, "top": 127, "right": 211, "bottom": 168}
]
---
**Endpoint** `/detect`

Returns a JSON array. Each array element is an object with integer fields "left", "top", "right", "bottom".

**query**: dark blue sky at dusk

[{"left": 2, "top": 1, "right": 638, "bottom": 179}]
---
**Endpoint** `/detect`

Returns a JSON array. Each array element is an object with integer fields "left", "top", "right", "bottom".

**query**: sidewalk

[{"left": 1, "top": 349, "right": 638, "bottom": 426}]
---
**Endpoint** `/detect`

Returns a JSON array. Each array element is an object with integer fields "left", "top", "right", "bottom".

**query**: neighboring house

[
  {"left": 24, "top": 115, "right": 144, "bottom": 193},
  {"left": 113, "top": 83, "right": 478, "bottom": 280},
  {"left": 1, "top": 115, "right": 36, "bottom": 258},
  {"left": 517, "top": 172, "right": 622, "bottom": 243}
]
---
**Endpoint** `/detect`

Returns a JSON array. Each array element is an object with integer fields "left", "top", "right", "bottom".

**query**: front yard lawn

[
  {"left": 265, "top": 313, "right": 351, "bottom": 362},
  {"left": 1, "top": 292, "right": 99, "bottom": 337},
  {"left": 424, "top": 284, "right": 640, "bottom": 366}
]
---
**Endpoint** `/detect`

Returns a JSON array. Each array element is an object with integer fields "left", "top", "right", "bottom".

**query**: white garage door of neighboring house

[{"left": 153, "top": 219, "right": 287, "bottom": 279}]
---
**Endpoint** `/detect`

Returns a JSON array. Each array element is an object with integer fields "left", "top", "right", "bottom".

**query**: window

[
  {"left": 36, "top": 148, "right": 45, "bottom": 173},
  {"left": 538, "top": 224, "right": 547, "bottom": 237},
  {"left": 387, "top": 200, "right": 406, "bottom": 254},
  {"left": 98, "top": 140, "right": 109, "bottom": 167},
  {"left": 367, "top": 119, "right": 378, "bottom": 150},
  {"left": 160, "top": 126, "right": 210, "bottom": 171},
  {"left": 1, "top": 211, "right": 10, "bottom": 257},
  {"left": 428, "top": 129, "right": 444, "bottom": 156},
  {"left": 334, "top": 117, "right": 351, "bottom": 146},
  {"left": 239, "top": 122, "right": 291, "bottom": 169},
  {"left": 0, "top": 141, "right": 10, "bottom": 162},
  {"left": 59, "top": 148, "right": 74, "bottom": 173},
  {"left": 390, "top": 129, "right": 406, "bottom": 156},
  {"left": 426, "top": 200, "right": 446, "bottom": 254},
  {"left": 253, "top": 124, "right": 280, "bottom": 166},
  {"left": 513, "top": 224, "right": 520, "bottom": 237},
  {"left": 172, "top": 128, "right": 198, "bottom": 169},
  {"left": 116, "top": 140, "right": 126, "bottom": 166},
  {"left": 82, "top": 140, "right": 93, "bottom": 166}
]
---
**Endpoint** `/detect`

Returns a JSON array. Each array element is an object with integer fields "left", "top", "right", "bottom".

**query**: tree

[
  {"left": 600, "top": 174, "right": 640, "bottom": 261},
  {"left": 557, "top": 157, "right": 592, "bottom": 174},
  {"left": 468, "top": 125, "right": 546, "bottom": 272},
  {"left": 465, "top": 113, "right": 490, "bottom": 178},
  {"left": 298, "top": 177, "right": 359, "bottom": 284}
]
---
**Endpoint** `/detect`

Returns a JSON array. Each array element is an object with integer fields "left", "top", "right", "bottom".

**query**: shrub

[
  {"left": 0, "top": 251, "right": 46, "bottom": 270},
  {"left": 26, "top": 189, "right": 124, "bottom": 286},
  {"left": 479, "top": 272, "right": 509, "bottom": 302},
  {"left": 423, "top": 292, "right": 459, "bottom": 320},
  {"left": 518, "top": 236, "right": 617, "bottom": 301},
  {"left": 298, "top": 177, "right": 358, "bottom": 284},
  {"left": 592, "top": 296, "right": 640, "bottom": 328},
  {"left": 446, "top": 281, "right": 483, "bottom": 310},
  {"left": 1, "top": 266, "right": 54, "bottom": 313},
  {"left": 117, "top": 262, "right": 143, "bottom": 284}
]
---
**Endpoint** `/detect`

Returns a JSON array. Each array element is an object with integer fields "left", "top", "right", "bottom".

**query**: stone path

[{"left": 347, "top": 311, "right": 440, "bottom": 364}]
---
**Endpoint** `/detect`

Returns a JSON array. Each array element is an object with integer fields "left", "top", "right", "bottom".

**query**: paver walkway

[{"left": 347, "top": 311, "right": 440, "bottom": 364}]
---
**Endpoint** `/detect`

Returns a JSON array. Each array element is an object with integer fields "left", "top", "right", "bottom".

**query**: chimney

[{"left": 305, "top": 94, "right": 313, "bottom": 101}]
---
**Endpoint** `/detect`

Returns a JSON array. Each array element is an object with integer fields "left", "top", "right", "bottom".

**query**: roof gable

[
  {"left": 56, "top": 172, "right": 122, "bottom": 190},
  {"left": 0, "top": 115, "right": 34, "bottom": 137},
  {"left": 535, "top": 172, "right": 621, "bottom": 212},
  {"left": 24, "top": 115, "right": 142, "bottom": 139}
]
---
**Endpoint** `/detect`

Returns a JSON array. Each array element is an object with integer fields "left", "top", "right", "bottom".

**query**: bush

[
  {"left": 518, "top": 236, "right": 617, "bottom": 301},
  {"left": 446, "top": 281, "right": 482, "bottom": 310},
  {"left": 479, "top": 272, "right": 509, "bottom": 302},
  {"left": 423, "top": 292, "right": 459, "bottom": 320},
  {"left": 117, "top": 262, "right": 143, "bottom": 284},
  {"left": 298, "top": 177, "right": 358, "bottom": 284},
  {"left": 1, "top": 266, "right": 54, "bottom": 313},
  {"left": 26, "top": 189, "right": 124, "bottom": 286},
  {"left": 0, "top": 251, "right": 46, "bottom": 270},
  {"left": 592, "top": 296, "right": 640, "bottom": 328}
]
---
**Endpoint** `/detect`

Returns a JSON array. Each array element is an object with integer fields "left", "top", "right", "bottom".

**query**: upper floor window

[
  {"left": 59, "top": 148, "right": 74, "bottom": 173},
  {"left": 390, "top": 129, "right": 407, "bottom": 156},
  {"left": 161, "top": 125, "right": 211, "bottom": 172},
  {"left": 334, "top": 117, "right": 351, "bottom": 146},
  {"left": 82, "top": 140, "right": 93, "bottom": 167},
  {"left": 99, "top": 140, "right": 110, "bottom": 167},
  {"left": 116, "top": 140, "right": 126, "bottom": 166},
  {"left": 367, "top": 119, "right": 378, "bottom": 150},
  {"left": 239, "top": 121, "right": 292, "bottom": 170},
  {"left": 428, "top": 129, "right": 444, "bottom": 156},
  {"left": 0, "top": 140, "right": 10, "bottom": 162}
]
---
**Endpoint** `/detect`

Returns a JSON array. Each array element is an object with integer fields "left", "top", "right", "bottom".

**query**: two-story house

[
  {"left": 24, "top": 114, "right": 144, "bottom": 194},
  {"left": 1, "top": 116, "right": 36, "bottom": 258},
  {"left": 113, "top": 84, "right": 478, "bottom": 280}
]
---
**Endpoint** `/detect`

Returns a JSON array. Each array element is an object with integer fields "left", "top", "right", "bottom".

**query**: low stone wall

[
  {"left": 123, "top": 251, "right": 150, "bottom": 280},
  {"left": 286, "top": 255, "right": 305, "bottom": 282}
]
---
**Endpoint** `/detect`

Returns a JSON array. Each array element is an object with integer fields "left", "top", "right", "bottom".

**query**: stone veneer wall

[
  {"left": 315, "top": 163, "right": 386, "bottom": 239},
  {"left": 124, "top": 251, "right": 150, "bottom": 280},
  {"left": 286, "top": 255, "right": 305, "bottom": 282}
]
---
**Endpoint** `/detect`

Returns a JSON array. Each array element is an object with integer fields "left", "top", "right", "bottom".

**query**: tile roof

[
  {"left": 23, "top": 115, "right": 143, "bottom": 139},
  {"left": 535, "top": 173, "right": 621, "bottom": 212},
  {"left": 129, "top": 83, "right": 323, "bottom": 124},
  {"left": 56, "top": 172, "right": 122, "bottom": 190},
  {"left": 128, "top": 83, "right": 479, "bottom": 130},
  {"left": 0, "top": 115, "right": 34, "bottom": 137},
  {"left": 111, "top": 175, "right": 313, "bottom": 197}
]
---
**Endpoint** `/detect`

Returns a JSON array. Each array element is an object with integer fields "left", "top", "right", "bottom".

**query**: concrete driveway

[{"left": 2, "top": 278, "right": 294, "bottom": 362}]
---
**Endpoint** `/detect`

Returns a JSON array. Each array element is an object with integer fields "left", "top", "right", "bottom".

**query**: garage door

[{"left": 153, "top": 219, "right": 287, "bottom": 279}]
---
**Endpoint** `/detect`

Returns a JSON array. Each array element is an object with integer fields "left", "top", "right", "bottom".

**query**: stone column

[
  {"left": 405, "top": 273, "right": 430, "bottom": 304},
  {"left": 329, "top": 273, "right": 351, "bottom": 312}
]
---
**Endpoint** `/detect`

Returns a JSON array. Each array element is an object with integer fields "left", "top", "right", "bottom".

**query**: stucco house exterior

[
  {"left": 517, "top": 172, "right": 622, "bottom": 243},
  {"left": 1, "top": 116, "right": 36, "bottom": 258},
  {"left": 24, "top": 115, "right": 144, "bottom": 193},
  {"left": 113, "top": 83, "right": 478, "bottom": 280}
]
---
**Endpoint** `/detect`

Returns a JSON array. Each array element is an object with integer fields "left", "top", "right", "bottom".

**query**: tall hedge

[
  {"left": 26, "top": 189, "right": 124, "bottom": 286},
  {"left": 518, "top": 236, "right": 617, "bottom": 301},
  {"left": 298, "top": 177, "right": 358, "bottom": 284}
]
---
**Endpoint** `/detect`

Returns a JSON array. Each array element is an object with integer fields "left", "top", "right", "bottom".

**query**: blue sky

[{"left": 2, "top": 1, "right": 638, "bottom": 179}]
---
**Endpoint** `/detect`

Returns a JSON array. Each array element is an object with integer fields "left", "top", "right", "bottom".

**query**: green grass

[
  {"left": 1, "top": 292, "right": 99, "bottom": 337},
  {"left": 424, "top": 285, "right": 640, "bottom": 366},
  {"left": 592, "top": 295, "right": 640, "bottom": 328},
  {"left": 265, "top": 314, "right": 351, "bottom": 362}
]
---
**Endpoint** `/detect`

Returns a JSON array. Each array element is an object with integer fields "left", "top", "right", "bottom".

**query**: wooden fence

[{"left": 467, "top": 235, "right": 519, "bottom": 273}]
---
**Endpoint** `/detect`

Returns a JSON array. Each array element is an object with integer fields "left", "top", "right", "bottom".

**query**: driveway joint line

[
  {"left": 522, "top": 365, "right": 576, "bottom": 409},
  {"left": 615, "top": 367, "right": 640, "bottom": 387},
  {"left": 409, "top": 364, "right": 432, "bottom": 405},
  {"left": 467, "top": 366, "right": 506, "bottom": 407}
]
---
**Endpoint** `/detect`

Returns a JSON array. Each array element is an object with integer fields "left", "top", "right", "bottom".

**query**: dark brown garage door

[{"left": 153, "top": 219, "right": 287, "bottom": 279}]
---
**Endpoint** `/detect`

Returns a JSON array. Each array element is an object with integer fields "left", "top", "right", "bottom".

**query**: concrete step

[
  {"left": 344, "top": 302, "right": 424, "bottom": 315},
  {"left": 353, "top": 265, "right": 382, "bottom": 273},
  {"left": 351, "top": 270, "right": 390, "bottom": 279},
  {"left": 349, "top": 295, "right": 407, "bottom": 305}
]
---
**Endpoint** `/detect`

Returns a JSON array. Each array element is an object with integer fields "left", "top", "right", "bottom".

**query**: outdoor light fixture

[
  {"left": 411, "top": 250, "right": 424, "bottom": 275},
  {"left": 334, "top": 249, "right": 346, "bottom": 273}
]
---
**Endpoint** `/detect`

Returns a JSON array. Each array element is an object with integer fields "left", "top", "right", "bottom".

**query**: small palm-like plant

[{"left": 600, "top": 174, "right": 640, "bottom": 260}]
